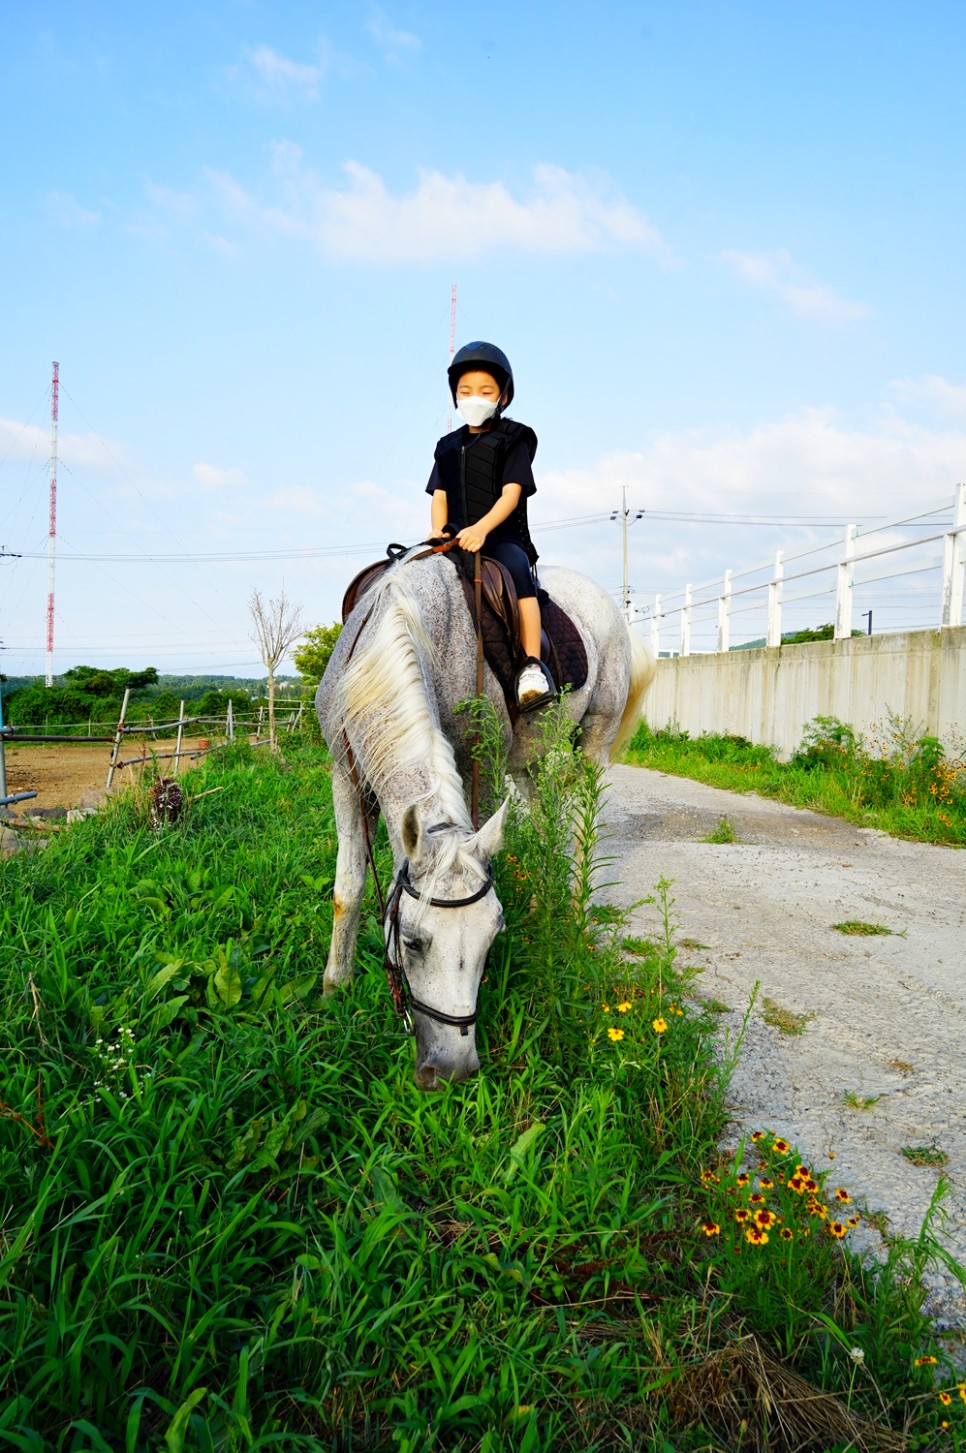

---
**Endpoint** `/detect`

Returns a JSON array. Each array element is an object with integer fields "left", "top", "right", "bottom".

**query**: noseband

[{"left": 384, "top": 853, "right": 495, "bottom": 1037}]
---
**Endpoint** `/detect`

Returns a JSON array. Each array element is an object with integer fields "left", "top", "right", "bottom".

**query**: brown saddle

[{"left": 341, "top": 549, "right": 588, "bottom": 720}]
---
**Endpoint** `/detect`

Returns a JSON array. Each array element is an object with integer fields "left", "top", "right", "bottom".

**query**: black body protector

[{"left": 433, "top": 418, "right": 539, "bottom": 566}]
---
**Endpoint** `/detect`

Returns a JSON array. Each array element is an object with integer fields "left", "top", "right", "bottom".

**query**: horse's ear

[
  {"left": 472, "top": 797, "right": 510, "bottom": 861},
  {"left": 400, "top": 805, "right": 424, "bottom": 864}
]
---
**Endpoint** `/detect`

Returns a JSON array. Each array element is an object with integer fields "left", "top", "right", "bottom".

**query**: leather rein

[{"left": 341, "top": 535, "right": 492, "bottom": 1037}]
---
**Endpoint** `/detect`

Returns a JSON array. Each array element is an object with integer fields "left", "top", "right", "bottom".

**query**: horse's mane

[{"left": 334, "top": 549, "right": 487, "bottom": 901}]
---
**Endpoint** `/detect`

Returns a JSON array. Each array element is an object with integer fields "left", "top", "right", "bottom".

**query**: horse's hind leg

[{"left": 324, "top": 766, "right": 372, "bottom": 993}]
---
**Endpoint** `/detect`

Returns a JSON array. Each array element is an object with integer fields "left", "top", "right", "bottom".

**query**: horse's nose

[{"left": 414, "top": 1046, "right": 480, "bottom": 1091}]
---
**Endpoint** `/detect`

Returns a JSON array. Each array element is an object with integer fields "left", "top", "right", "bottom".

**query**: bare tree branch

[{"left": 248, "top": 587, "right": 305, "bottom": 751}]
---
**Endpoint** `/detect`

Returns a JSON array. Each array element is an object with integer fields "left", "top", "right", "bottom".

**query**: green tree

[{"left": 293, "top": 623, "right": 342, "bottom": 698}]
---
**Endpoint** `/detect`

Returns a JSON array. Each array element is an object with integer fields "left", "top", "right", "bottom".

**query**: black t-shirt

[{"left": 425, "top": 430, "right": 536, "bottom": 549}]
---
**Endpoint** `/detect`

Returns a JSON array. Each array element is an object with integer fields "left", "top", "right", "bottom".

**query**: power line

[{"left": 8, "top": 504, "right": 926, "bottom": 565}]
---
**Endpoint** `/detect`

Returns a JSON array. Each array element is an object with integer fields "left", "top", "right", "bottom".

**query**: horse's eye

[{"left": 403, "top": 937, "right": 424, "bottom": 956}]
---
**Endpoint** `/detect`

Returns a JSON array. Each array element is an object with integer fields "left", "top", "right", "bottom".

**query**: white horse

[{"left": 315, "top": 548, "right": 655, "bottom": 1090}]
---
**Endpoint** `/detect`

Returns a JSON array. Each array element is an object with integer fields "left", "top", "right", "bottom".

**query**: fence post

[
  {"left": 834, "top": 524, "right": 856, "bottom": 640},
  {"left": 716, "top": 569, "right": 732, "bottom": 654},
  {"left": 227, "top": 700, "right": 234, "bottom": 742},
  {"left": 173, "top": 700, "right": 185, "bottom": 772},
  {"left": 105, "top": 688, "right": 131, "bottom": 790},
  {"left": 940, "top": 481, "right": 966, "bottom": 628},
  {"left": 291, "top": 702, "right": 303, "bottom": 733},
  {"left": 680, "top": 584, "right": 693, "bottom": 658},
  {"left": 650, "top": 594, "right": 661, "bottom": 657},
  {"left": 766, "top": 550, "right": 784, "bottom": 647},
  {"left": 257, "top": 705, "right": 264, "bottom": 737}
]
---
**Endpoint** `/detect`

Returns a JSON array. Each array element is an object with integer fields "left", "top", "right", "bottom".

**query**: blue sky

[{"left": 2, "top": 1, "right": 965, "bottom": 676}]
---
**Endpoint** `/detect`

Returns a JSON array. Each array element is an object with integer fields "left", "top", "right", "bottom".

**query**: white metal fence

[{"left": 645, "top": 482, "right": 966, "bottom": 657}]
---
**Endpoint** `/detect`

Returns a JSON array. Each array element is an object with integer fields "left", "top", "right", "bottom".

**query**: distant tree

[
  {"left": 293, "top": 623, "right": 342, "bottom": 699},
  {"left": 5, "top": 683, "right": 92, "bottom": 726},
  {"left": 248, "top": 588, "right": 305, "bottom": 752},
  {"left": 126, "top": 667, "right": 159, "bottom": 691},
  {"left": 196, "top": 688, "right": 254, "bottom": 722},
  {"left": 782, "top": 624, "right": 862, "bottom": 644},
  {"left": 63, "top": 664, "right": 159, "bottom": 696}
]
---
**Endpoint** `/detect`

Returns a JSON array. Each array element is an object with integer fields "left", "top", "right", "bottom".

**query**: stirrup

[{"left": 515, "top": 657, "right": 556, "bottom": 712}]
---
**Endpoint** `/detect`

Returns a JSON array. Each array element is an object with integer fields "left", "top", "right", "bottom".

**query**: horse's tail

[{"left": 611, "top": 628, "right": 657, "bottom": 759}]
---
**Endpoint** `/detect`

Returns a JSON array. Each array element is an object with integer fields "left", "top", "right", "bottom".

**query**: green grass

[
  {"left": 623, "top": 713, "right": 966, "bottom": 846},
  {"left": 702, "top": 815, "right": 739, "bottom": 844},
  {"left": 833, "top": 920, "right": 899, "bottom": 936},
  {"left": 1, "top": 734, "right": 963, "bottom": 1451},
  {"left": 901, "top": 1145, "right": 950, "bottom": 1168},
  {"left": 761, "top": 996, "right": 814, "bottom": 1037},
  {"left": 843, "top": 1091, "right": 883, "bottom": 1110}
]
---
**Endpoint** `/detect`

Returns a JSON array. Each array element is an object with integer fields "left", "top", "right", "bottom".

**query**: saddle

[{"left": 341, "top": 548, "right": 588, "bottom": 721}]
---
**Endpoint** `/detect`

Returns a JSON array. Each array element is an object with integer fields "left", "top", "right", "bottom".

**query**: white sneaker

[{"left": 517, "top": 661, "right": 550, "bottom": 706}]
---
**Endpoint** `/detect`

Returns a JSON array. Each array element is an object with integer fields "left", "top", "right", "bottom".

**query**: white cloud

[
  {"left": 888, "top": 374, "right": 966, "bottom": 423},
  {"left": 145, "top": 181, "right": 196, "bottom": 215},
  {"left": 531, "top": 406, "right": 966, "bottom": 632},
  {"left": 46, "top": 191, "right": 101, "bottom": 230},
  {"left": 367, "top": 6, "right": 421, "bottom": 62},
  {"left": 266, "top": 485, "right": 332, "bottom": 519},
  {"left": 201, "top": 231, "right": 240, "bottom": 257},
  {"left": 193, "top": 462, "right": 248, "bottom": 491},
  {"left": 248, "top": 44, "right": 325, "bottom": 98},
  {"left": 721, "top": 248, "right": 871, "bottom": 323},
  {"left": 208, "top": 152, "right": 668, "bottom": 263},
  {"left": 540, "top": 408, "right": 965, "bottom": 527},
  {"left": 0, "top": 418, "right": 124, "bottom": 472}
]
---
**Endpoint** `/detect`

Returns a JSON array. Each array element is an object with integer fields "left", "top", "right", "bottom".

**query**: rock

[
  {"left": 66, "top": 807, "right": 97, "bottom": 824},
  {"left": 26, "top": 805, "right": 68, "bottom": 821},
  {"left": 0, "top": 828, "right": 48, "bottom": 859},
  {"left": 77, "top": 789, "right": 108, "bottom": 810}
]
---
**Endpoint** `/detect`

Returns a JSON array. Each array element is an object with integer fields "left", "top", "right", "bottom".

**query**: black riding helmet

[{"left": 447, "top": 341, "right": 515, "bottom": 410}]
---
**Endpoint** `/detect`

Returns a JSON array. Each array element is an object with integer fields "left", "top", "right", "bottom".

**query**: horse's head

[{"left": 393, "top": 801, "right": 508, "bottom": 1090}]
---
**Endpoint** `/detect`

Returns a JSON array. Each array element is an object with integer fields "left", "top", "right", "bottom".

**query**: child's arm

[
  {"left": 431, "top": 489, "right": 450, "bottom": 537},
  {"left": 455, "top": 483, "right": 522, "bottom": 552}
]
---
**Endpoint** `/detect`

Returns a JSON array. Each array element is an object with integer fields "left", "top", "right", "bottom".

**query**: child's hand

[{"left": 455, "top": 525, "right": 488, "bottom": 552}]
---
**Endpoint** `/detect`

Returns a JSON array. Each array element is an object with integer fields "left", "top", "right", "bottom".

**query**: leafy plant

[{"left": 703, "top": 814, "right": 738, "bottom": 843}]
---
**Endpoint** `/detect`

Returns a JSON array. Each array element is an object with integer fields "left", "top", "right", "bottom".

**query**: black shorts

[{"left": 485, "top": 541, "right": 536, "bottom": 598}]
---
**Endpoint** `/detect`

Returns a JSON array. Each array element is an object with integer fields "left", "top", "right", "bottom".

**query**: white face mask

[{"left": 457, "top": 395, "right": 499, "bottom": 427}]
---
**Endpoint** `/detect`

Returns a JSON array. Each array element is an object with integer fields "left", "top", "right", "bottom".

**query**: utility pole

[
  {"left": 46, "top": 362, "right": 59, "bottom": 687},
  {"left": 610, "top": 487, "right": 644, "bottom": 623}
]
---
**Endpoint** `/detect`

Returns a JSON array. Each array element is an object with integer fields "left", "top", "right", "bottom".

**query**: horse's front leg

[{"left": 324, "top": 766, "right": 372, "bottom": 993}]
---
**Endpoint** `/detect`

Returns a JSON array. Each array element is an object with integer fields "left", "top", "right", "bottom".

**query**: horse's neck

[{"left": 343, "top": 574, "right": 470, "bottom": 833}]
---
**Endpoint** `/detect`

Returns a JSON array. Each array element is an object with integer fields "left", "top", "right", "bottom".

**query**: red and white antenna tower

[
  {"left": 447, "top": 284, "right": 457, "bottom": 430},
  {"left": 45, "top": 361, "right": 59, "bottom": 687}
]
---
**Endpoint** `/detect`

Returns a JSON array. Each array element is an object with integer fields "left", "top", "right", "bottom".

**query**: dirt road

[{"left": 602, "top": 764, "right": 966, "bottom": 1336}]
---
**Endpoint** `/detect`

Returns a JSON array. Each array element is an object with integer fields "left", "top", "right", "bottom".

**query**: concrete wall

[{"left": 644, "top": 625, "right": 966, "bottom": 757}]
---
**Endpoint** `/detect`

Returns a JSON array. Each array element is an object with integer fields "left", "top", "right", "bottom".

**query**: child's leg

[
  {"left": 486, "top": 543, "right": 542, "bottom": 656},
  {"left": 518, "top": 597, "right": 542, "bottom": 659}
]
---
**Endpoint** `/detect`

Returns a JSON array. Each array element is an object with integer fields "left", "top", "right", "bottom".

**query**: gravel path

[{"left": 601, "top": 764, "right": 966, "bottom": 1341}]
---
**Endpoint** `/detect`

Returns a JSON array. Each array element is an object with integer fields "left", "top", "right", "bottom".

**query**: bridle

[{"left": 383, "top": 831, "right": 495, "bottom": 1037}]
